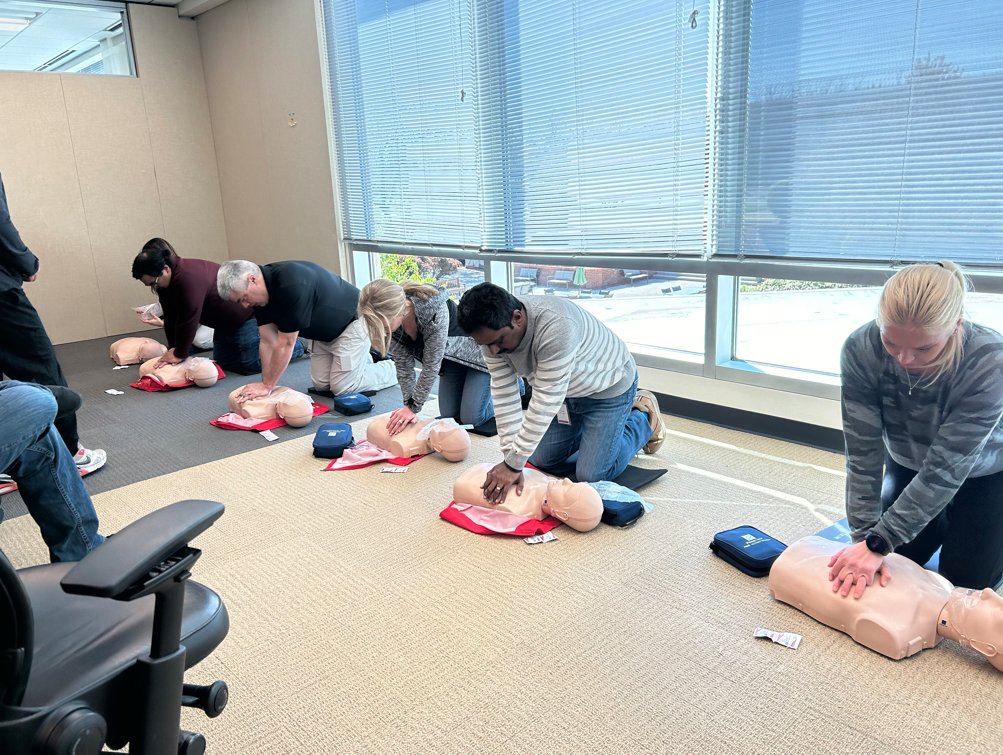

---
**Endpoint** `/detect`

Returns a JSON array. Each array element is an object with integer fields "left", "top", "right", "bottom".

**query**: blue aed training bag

[
  {"left": 312, "top": 422, "right": 354, "bottom": 458},
  {"left": 334, "top": 392, "right": 373, "bottom": 416},
  {"left": 709, "top": 525, "right": 787, "bottom": 578}
]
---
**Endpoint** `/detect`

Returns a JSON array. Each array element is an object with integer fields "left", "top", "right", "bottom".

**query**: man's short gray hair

[{"left": 217, "top": 260, "right": 262, "bottom": 299}]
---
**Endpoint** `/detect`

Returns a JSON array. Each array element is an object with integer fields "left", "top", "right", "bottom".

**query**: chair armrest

[{"left": 60, "top": 499, "right": 224, "bottom": 599}]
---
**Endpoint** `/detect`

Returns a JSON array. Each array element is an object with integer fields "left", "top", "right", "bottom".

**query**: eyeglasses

[{"left": 148, "top": 272, "right": 164, "bottom": 292}]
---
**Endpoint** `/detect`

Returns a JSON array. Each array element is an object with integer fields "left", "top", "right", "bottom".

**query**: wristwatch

[{"left": 864, "top": 531, "right": 891, "bottom": 556}]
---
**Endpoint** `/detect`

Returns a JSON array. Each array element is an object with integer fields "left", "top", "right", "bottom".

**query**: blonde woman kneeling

[
  {"left": 832, "top": 261, "right": 1003, "bottom": 598},
  {"left": 358, "top": 279, "right": 497, "bottom": 435}
]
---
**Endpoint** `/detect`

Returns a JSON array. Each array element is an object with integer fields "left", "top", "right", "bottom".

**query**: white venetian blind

[
  {"left": 324, "top": 0, "right": 711, "bottom": 256},
  {"left": 324, "top": 0, "right": 481, "bottom": 247},
  {"left": 477, "top": 0, "right": 711, "bottom": 255},
  {"left": 731, "top": 0, "right": 1003, "bottom": 263}
]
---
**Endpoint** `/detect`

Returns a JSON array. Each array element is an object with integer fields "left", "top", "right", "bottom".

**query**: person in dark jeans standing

[
  {"left": 131, "top": 238, "right": 304, "bottom": 375},
  {"left": 0, "top": 172, "right": 106, "bottom": 485}
]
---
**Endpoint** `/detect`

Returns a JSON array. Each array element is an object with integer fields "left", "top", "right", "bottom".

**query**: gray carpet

[{"left": 1, "top": 330, "right": 405, "bottom": 510}]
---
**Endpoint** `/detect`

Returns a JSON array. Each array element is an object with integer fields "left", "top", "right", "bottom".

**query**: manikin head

[
  {"left": 110, "top": 337, "right": 167, "bottom": 365},
  {"left": 939, "top": 587, "right": 1003, "bottom": 673},
  {"left": 228, "top": 386, "right": 314, "bottom": 427},
  {"left": 217, "top": 260, "right": 268, "bottom": 308},
  {"left": 539, "top": 477, "right": 603, "bottom": 532}
]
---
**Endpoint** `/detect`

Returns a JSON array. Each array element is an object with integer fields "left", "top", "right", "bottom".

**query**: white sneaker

[
  {"left": 74, "top": 446, "right": 107, "bottom": 476},
  {"left": 633, "top": 389, "right": 666, "bottom": 455},
  {"left": 0, "top": 473, "right": 17, "bottom": 495}
]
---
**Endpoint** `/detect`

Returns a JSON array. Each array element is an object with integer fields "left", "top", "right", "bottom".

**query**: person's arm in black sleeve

[{"left": 0, "top": 175, "right": 40, "bottom": 281}]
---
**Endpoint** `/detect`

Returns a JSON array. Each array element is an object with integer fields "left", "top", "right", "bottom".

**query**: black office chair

[{"left": 0, "top": 499, "right": 230, "bottom": 755}]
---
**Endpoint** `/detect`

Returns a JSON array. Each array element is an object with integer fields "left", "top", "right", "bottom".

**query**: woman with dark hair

[{"left": 131, "top": 238, "right": 302, "bottom": 375}]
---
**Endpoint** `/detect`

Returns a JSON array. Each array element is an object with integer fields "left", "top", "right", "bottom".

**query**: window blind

[
  {"left": 324, "top": 0, "right": 481, "bottom": 247},
  {"left": 324, "top": 0, "right": 711, "bottom": 256},
  {"left": 731, "top": 0, "right": 1003, "bottom": 263}
]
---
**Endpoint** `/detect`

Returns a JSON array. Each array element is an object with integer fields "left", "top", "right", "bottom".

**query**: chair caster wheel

[
  {"left": 36, "top": 704, "right": 106, "bottom": 755},
  {"left": 182, "top": 679, "right": 229, "bottom": 718},
  {"left": 178, "top": 729, "right": 207, "bottom": 755}
]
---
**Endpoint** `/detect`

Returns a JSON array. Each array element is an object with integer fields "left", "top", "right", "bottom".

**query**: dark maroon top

[{"left": 158, "top": 255, "right": 254, "bottom": 358}]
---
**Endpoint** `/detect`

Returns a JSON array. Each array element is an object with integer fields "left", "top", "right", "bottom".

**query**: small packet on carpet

[
  {"left": 754, "top": 627, "right": 801, "bottom": 650},
  {"left": 524, "top": 531, "right": 559, "bottom": 545},
  {"left": 380, "top": 466, "right": 409, "bottom": 474}
]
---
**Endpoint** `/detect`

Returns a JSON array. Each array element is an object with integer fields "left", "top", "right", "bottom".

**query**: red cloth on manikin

[
  {"left": 322, "top": 440, "right": 425, "bottom": 470},
  {"left": 209, "top": 403, "right": 329, "bottom": 431},
  {"left": 439, "top": 501, "right": 562, "bottom": 537}
]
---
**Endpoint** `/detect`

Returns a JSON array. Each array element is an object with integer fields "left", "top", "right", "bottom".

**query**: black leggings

[{"left": 882, "top": 452, "right": 1003, "bottom": 589}]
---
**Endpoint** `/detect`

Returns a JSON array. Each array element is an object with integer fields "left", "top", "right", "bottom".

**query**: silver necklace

[{"left": 904, "top": 369, "right": 921, "bottom": 396}]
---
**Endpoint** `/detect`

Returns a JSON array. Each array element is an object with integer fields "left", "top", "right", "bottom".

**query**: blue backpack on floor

[
  {"left": 313, "top": 423, "right": 354, "bottom": 458},
  {"left": 334, "top": 392, "right": 373, "bottom": 415}
]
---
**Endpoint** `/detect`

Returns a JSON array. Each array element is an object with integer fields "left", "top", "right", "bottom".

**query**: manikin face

[
  {"left": 543, "top": 478, "right": 602, "bottom": 532},
  {"left": 230, "top": 274, "right": 269, "bottom": 308},
  {"left": 942, "top": 587, "right": 1003, "bottom": 672},
  {"left": 880, "top": 321, "right": 957, "bottom": 373},
  {"left": 471, "top": 308, "right": 527, "bottom": 355}
]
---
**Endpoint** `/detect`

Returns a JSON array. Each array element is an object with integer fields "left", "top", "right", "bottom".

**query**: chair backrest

[
  {"left": 553, "top": 270, "right": 573, "bottom": 281},
  {"left": 0, "top": 550, "right": 33, "bottom": 706}
]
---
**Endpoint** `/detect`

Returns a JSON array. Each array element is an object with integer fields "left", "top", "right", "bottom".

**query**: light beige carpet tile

[{"left": 2, "top": 414, "right": 1000, "bottom": 754}]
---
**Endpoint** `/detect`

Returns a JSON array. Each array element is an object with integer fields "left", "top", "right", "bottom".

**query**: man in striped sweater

[{"left": 458, "top": 283, "right": 665, "bottom": 503}]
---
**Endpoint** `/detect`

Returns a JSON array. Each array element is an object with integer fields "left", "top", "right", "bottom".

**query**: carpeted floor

[{"left": 3, "top": 410, "right": 998, "bottom": 753}]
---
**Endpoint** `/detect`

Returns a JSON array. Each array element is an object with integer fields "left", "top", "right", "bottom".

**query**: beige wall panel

[
  {"left": 245, "top": 0, "right": 339, "bottom": 269},
  {"left": 198, "top": 1, "right": 274, "bottom": 263},
  {"left": 61, "top": 75, "right": 166, "bottom": 336},
  {"left": 198, "top": 0, "right": 341, "bottom": 272},
  {"left": 131, "top": 5, "right": 228, "bottom": 262},
  {"left": 0, "top": 73, "right": 105, "bottom": 343}
]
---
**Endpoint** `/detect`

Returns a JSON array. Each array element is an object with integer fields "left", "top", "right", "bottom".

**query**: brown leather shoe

[{"left": 633, "top": 389, "right": 666, "bottom": 454}]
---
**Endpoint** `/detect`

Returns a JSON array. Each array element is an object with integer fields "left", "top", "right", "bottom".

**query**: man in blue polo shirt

[{"left": 217, "top": 259, "right": 396, "bottom": 401}]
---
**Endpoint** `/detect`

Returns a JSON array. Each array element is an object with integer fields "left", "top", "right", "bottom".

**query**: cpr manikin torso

[
  {"left": 227, "top": 386, "right": 314, "bottom": 427},
  {"left": 366, "top": 415, "right": 471, "bottom": 462},
  {"left": 110, "top": 337, "right": 167, "bottom": 365},
  {"left": 453, "top": 463, "right": 603, "bottom": 532},
  {"left": 770, "top": 536, "right": 1003, "bottom": 671},
  {"left": 138, "top": 355, "right": 219, "bottom": 387}
]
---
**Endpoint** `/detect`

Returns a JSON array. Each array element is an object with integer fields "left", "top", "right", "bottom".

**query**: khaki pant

[{"left": 309, "top": 318, "right": 397, "bottom": 396}]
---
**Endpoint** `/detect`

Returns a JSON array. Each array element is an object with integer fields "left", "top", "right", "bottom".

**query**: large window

[
  {"left": 323, "top": 1, "right": 1003, "bottom": 392},
  {"left": 0, "top": 1, "right": 132, "bottom": 75}
]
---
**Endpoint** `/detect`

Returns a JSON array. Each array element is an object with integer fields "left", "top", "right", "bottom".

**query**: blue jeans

[
  {"left": 528, "top": 373, "right": 652, "bottom": 483},
  {"left": 437, "top": 361, "right": 494, "bottom": 427},
  {"left": 213, "top": 319, "right": 305, "bottom": 376},
  {"left": 0, "top": 381, "right": 104, "bottom": 562}
]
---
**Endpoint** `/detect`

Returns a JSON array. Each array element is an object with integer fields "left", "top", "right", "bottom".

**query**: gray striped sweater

[
  {"left": 484, "top": 296, "right": 636, "bottom": 470},
  {"left": 841, "top": 321, "right": 1003, "bottom": 550}
]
